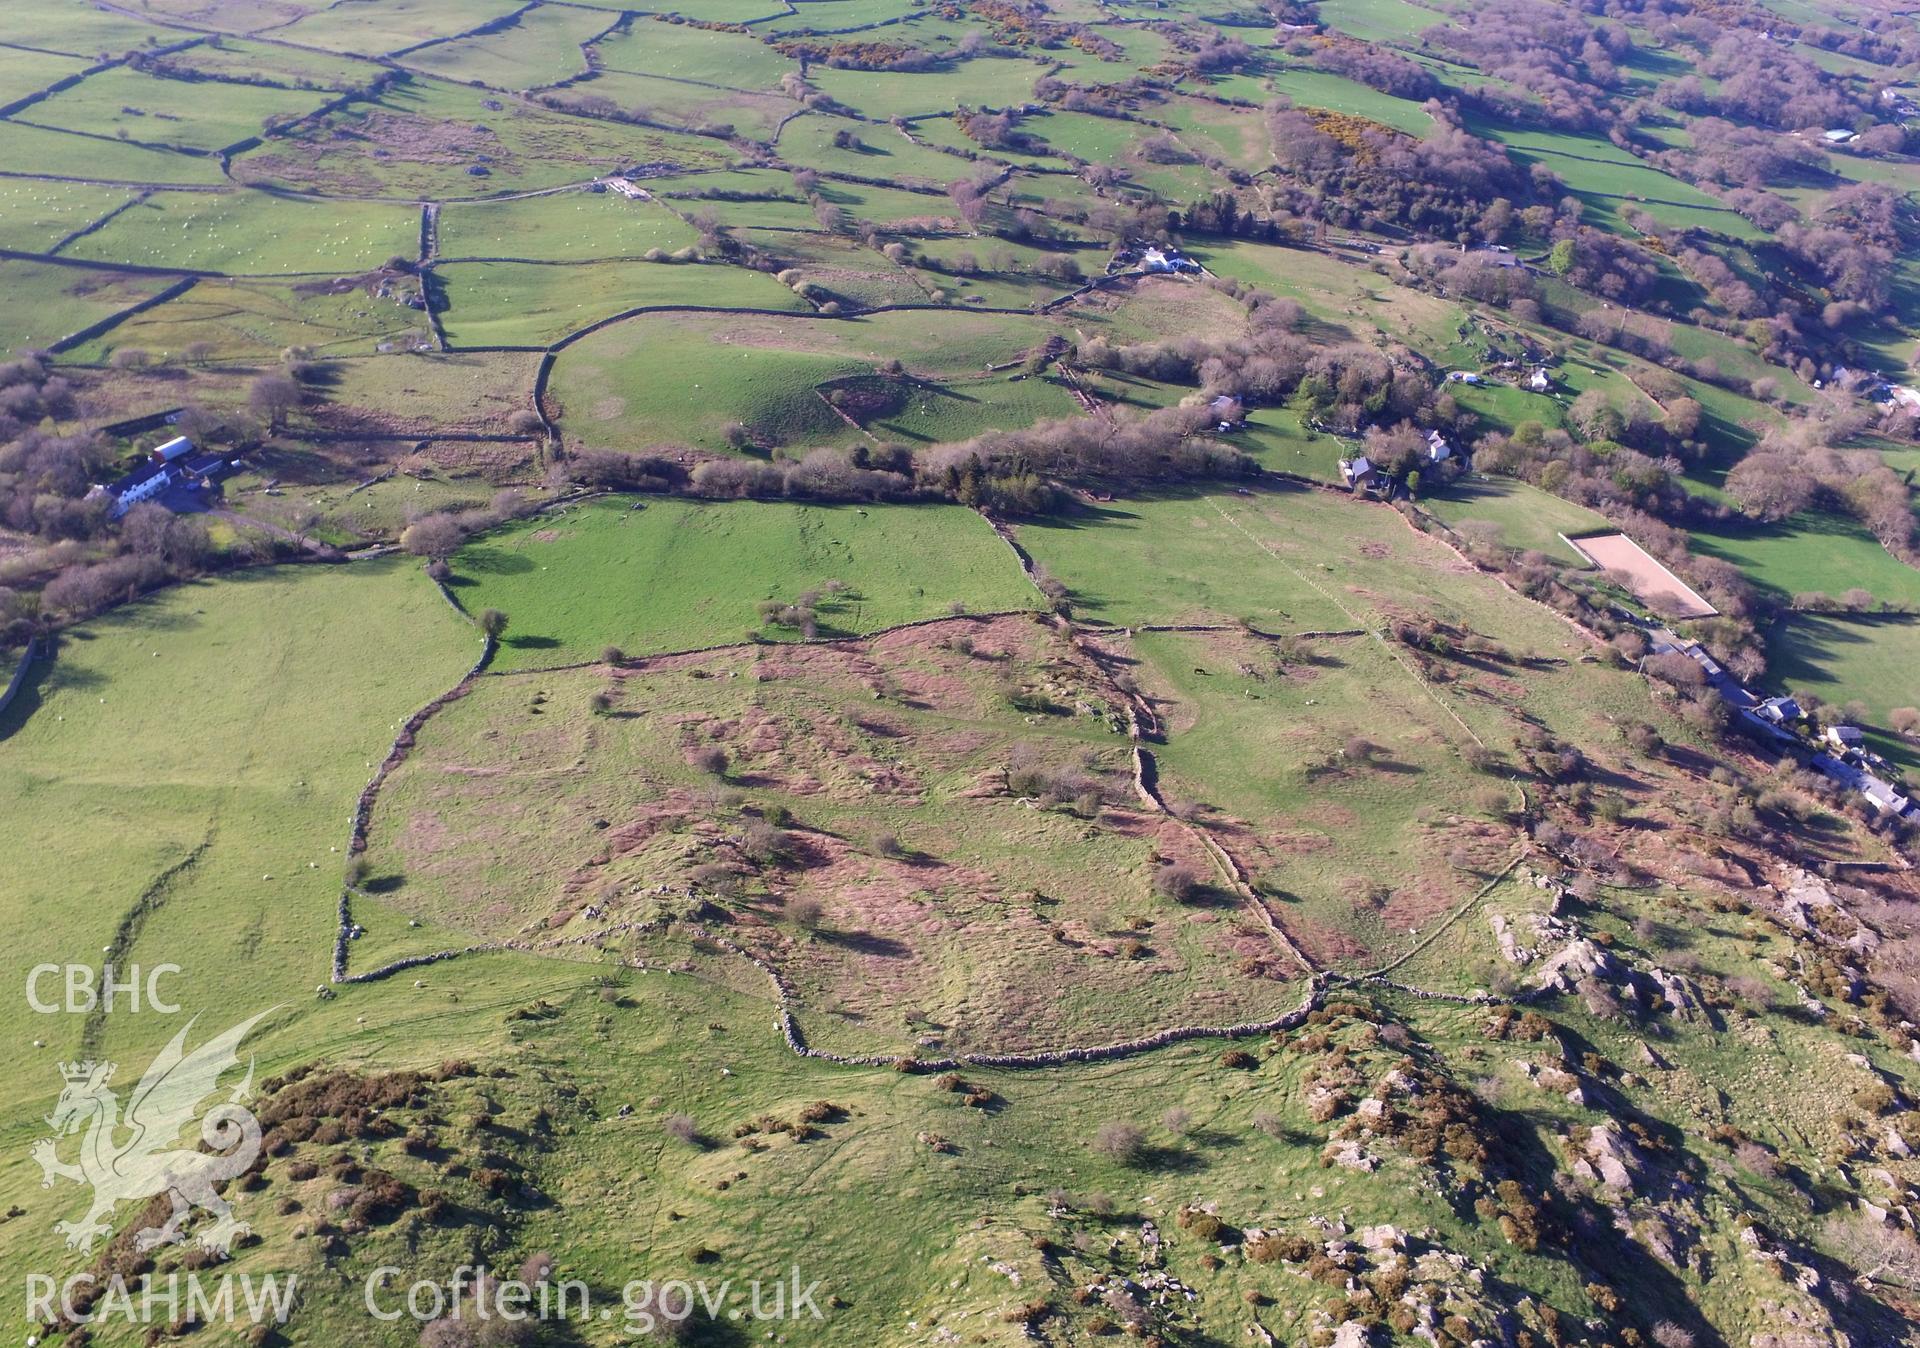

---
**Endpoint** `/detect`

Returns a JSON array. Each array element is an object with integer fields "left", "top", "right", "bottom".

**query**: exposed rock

[
  {"left": 1324, "top": 1138, "right": 1378, "bottom": 1172},
  {"left": 1532, "top": 937, "right": 1620, "bottom": 993},
  {"left": 1584, "top": 1122, "right": 1638, "bottom": 1191}
]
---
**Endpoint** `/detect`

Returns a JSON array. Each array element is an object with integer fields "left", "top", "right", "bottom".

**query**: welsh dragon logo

[{"left": 33, "top": 1011, "right": 272, "bottom": 1255}]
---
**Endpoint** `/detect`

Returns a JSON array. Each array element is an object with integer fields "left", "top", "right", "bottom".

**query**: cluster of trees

[
  {"left": 772, "top": 39, "right": 943, "bottom": 71},
  {"left": 1776, "top": 183, "right": 1914, "bottom": 313},
  {"left": 1419, "top": 0, "right": 1632, "bottom": 132},
  {"left": 1667, "top": 118, "right": 1829, "bottom": 191},
  {"left": 1264, "top": 101, "right": 1547, "bottom": 243},
  {"left": 1301, "top": 36, "right": 1438, "bottom": 101},
  {"left": 1724, "top": 418, "right": 1917, "bottom": 562},
  {"left": 1544, "top": 230, "right": 1661, "bottom": 306},
  {"left": 1076, "top": 281, "right": 1460, "bottom": 439},
  {"left": 1697, "top": 36, "right": 1855, "bottom": 130}
]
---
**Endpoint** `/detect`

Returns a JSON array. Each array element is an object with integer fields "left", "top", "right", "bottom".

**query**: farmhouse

[
  {"left": 1756, "top": 695, "right": 1801, "bottom": 726},
  {"left": 1528, "top": 367, "right": 1553, "bottom": 392},
  {"left": 1426, "top": 430, "right": 1454, "bottom": 463},
  {"left": 1338, "top": 454, "right": 1378, "bottom": 489},
  {"left": 1826, "top": 725, "right": 1866, "bottom": 751},
  {"left": 89, "top": 436, "right": 237, "bottom": 519},
  {"left": 1137, "top": 245, "right": 1200, "bottom": 275}
]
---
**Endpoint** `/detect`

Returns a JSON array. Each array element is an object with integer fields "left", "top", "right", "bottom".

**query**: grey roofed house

[
  {"left": 1756, "top": 695, "right": 1801, "bottom": 724},
  {"left": 1826, "top": 725, "right": 1866, "bottom": 749},
  {"left": 1339, "top": 455, "right": 1377, "bottom": 486},
  {"left": 1863, "top": 776, "right": 1911, "bottom": 816}
]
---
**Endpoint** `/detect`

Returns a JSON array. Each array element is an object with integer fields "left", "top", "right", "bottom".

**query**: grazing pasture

[
  {"left": 432, "top": 258, "right": 808, "bottom": 348},
  {"left": 1767, "top": 612, "right": 1920, "bottom": 773},
  {"left": 25, "top": 65, "right": 333, "bottom": 153},
  {"left": 435, "top": 190, "right": 700, "bottom": 262},
  {"left": 65, "top": 190, "right": 420, "bottom": 275},
  {"left": 0, "top": 258, "right": 176, "bottom": 352},
  {"left": 279, "top": 0, "right": 528, "bottom": 55},
  {"left": 0, "top": 557, "right": 479, "bottom": 1108},
  {"left": 405, "top": 4, "right": 615, "bottom": 89},
  {"left": 449, "top": 496, "right": 1039, "bottom": 668}
]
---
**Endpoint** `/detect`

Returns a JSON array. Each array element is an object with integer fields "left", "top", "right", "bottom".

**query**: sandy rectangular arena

[{"left": 1563, "top": 532, "right": 1717, "bottom": 618}]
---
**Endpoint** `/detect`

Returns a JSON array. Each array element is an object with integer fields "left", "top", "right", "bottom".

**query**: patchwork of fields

[{"left": 4, "top": 0, "right": 1920, "bottom": 1343}]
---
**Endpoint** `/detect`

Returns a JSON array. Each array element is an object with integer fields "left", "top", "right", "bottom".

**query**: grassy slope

[
  {"left": 451, "top": 497, "right": 1040, "bottom": 668},
  {"left": 0, "top": 557, "right": 480, "bottom": 1130}
]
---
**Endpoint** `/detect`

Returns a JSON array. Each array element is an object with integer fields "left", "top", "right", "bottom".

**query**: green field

[
  {"left": 435, "top": 190, "right": 700, "bottom": 262},
  {"left": 0, "top": 118, "right": 232, "bottom": 186},
  {"left": 65, "top": 190, "right": 421, "bottom": 275},
  {"left": 405, "top": 3, "right": 615, "bottom": 88},
  {"left": 24, "top": 65, "right": 333, "bottom": 154},
  {"left": 4, "top": 2, "right": 1920, "bottom": 1341},
  {"left": 280, "top": 0, "right": 528, "bottom": 55},
  {"left": 434, "top": 258, "right": 808, "bottom": 347},
  {"left": 1689, "top": 510, "right": 1920, "bottom": 608},
  {"left": 69, "top": 277, "right": 431, "bottom": 364},
  {"left": 229, "top": 75, "right": 728, "bottom": 199},
  {"left": 595, "top": 19, "right": 799, "bottom": 89},
  {"left": 450, "top": 496, "right": 1041, "bottom": 668},
  {"left": 0, "top": 178, "right": 131, "bottom": 254},
  {"left": 0, "top": 257, "right": 177, "bottom": 353},
  {"left": 549, "top": 306, "right": 1073, "bottom": 450},
  {"left": 1767, "top": 611, "right": 1920, "bottom": 773},
  {"left": 0, "top": 557, "right": 482, "bottom": 1114}
]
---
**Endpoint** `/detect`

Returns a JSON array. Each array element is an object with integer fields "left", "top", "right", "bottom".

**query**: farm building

[
  {"left": 1338, "top": 455, "right": 1378, "bottom": 488},
  {"left": 1755, "top": 695, "right": 1801, "bottom": 725},
  {"left": 1826, "top": 725, "right": 1866, "bottom": 751},
  {"left": 1528, "top": 367, "right": 1553, "bottom": 392},
  {"left": 1137, "top": 245, "right": 1200, "bottom": 275},
  {"left": 1426, "top": 430, "right": 1454, "bottom": 462},
  {"left": 102, "top": 462, "right": 172, "bottom": 518},
  {"left": 89, "top": 436, "right": 238, "bottom": 519}
]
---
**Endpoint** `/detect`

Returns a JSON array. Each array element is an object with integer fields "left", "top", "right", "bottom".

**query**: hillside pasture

[
  {"left": 1766, "top": 612, "right": 1920, "bottom": 773},
  {"left": 549, "top": 307, "right": 1074, "bottom": 450},
  {"left": 1689, "top": 510, "right": 1920, "bottom": 608},
  {"left": 0, "top": 179, "right": 133, "bottom": 254},
  {"left": 64, "top": 189, "right": 420, "bottom": 275},
  {"left": 229, "top": 76, "right": 727, "bottom": 198},
  {"left": 560, "top": 68, "right": 796, "bottom": 138},
  {"left": 24, "top": 65, "right": 333, "bottom": 153},
  {"left": 449, "top": 496, "right": 1039, "bottom": 669},
  {"left": 0, "top": 118, "right": 231, "bottom": 186},
  {"left": 404, "top": 3, "right": 616, "bottom": 88},
  {"left": 809, "top": 57, "right": 1048, "bottom": 118},
  {"left": 363, "top": 611, "right": 1298, "bottom": 1053},
  {"left": 279, "top": 0, "right": 527, "bottom": 55},
  {"left": 66, "top": 277, "right": 430, "bottom": 363},
  {"left": 593, "top": 18, "right": 798, "bottom": 90},
  {"left": 0, "top": 258, "right": 177, "bottom": 354},
  {"left": 432, "top": 258, "right": 808, "bottom": 348},
  {"left": 435, "top": 190, "right": 700, "bottom": 262},
  {"left": 0, "top": 557, "right": 479, "bottom": 1116},
  {"left": 0, "top": 44, "right": 90, "bottom": 106},
  {"left": 1423, "top": 477, "right": 1610, "bottom": 565}
]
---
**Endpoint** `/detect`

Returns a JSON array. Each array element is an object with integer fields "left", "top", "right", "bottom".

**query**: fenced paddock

[{"left": 1563, "top": 531, "right": 1717, "bottom": 618}]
